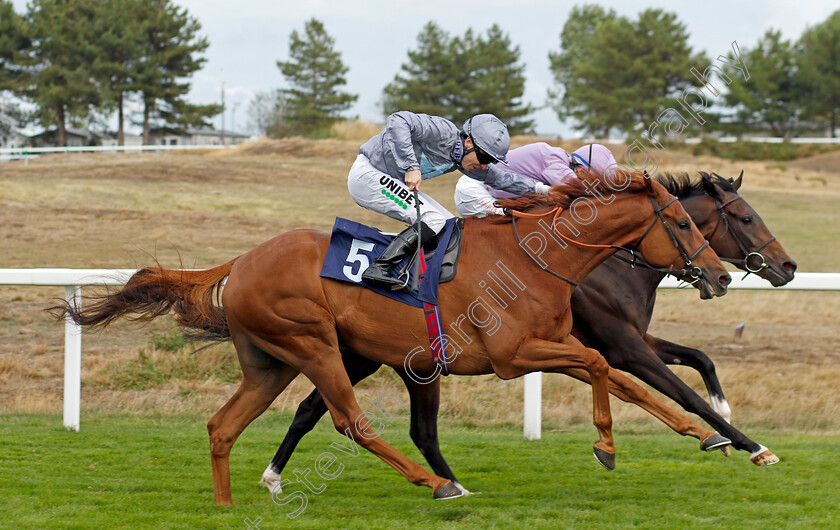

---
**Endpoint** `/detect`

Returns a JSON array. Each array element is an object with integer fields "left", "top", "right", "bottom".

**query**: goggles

[
  {"left": 474, "top": 145, "right": 495, "bottom": 165},
  {"left": 464, "top": 138, "right": 496, "bottom": 165}
]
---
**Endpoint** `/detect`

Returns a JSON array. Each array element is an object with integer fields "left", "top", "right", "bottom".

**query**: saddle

[{"left": 397, "top": 217, "right": 465, "bottom": 284}]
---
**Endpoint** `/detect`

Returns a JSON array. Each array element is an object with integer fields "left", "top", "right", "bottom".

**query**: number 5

[{"left": 343, "top": 239, "right": 376, "bottom": 282}]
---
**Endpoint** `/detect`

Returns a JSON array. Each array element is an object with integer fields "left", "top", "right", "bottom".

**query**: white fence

[
  {"left": 0, "top": 269, "right": 134, "bottom": 430},
  {"left": 0, "top": 143, "right": 236, "bottom": 161},
  {"left": 1, "top": 269, "right": 839, "bottom": 433}
]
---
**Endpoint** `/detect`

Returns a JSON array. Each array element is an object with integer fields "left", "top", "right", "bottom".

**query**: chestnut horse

[
  {"left": 260, "top": 171, "right": 792, "bottom": 494},
  {"left": 59, "top": 173, "right": 731, "bottom": 505}
]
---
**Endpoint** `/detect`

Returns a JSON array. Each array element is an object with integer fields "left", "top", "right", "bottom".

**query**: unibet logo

[
  {"left": 378, "top": 175, "right": 423, "bottom": 208},
  {"left": 381, "top": 188, "right": 408, "bottom": 209}
]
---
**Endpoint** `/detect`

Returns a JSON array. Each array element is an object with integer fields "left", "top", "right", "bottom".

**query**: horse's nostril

[
  {"left": 783, "top": 261, "right": 797, "bottom": 273},
  {"left": 719, "top": 275, "right": 732, "bottom": 287}
]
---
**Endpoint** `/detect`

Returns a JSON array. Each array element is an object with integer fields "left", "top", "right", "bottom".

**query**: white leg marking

[
  {"left": 260, "top": 464, "right": 283, "bottom": 492},
  {"left": 452, "top": 481, "right": 473, "bottom": 496},
  {"left": 710, "top": 394, "right": 732, "bottom": 423},
  {"left": 750, "top": 444, "right": 768, "bottom": 459}
]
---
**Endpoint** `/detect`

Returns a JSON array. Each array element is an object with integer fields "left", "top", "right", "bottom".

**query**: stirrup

[{"left": 362, "top": 264, "right": 407, "bottom": 290}]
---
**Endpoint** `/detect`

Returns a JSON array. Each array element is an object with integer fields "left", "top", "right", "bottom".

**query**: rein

[
  {"left": 510, "top": 209, "right": 579, "bottom": 286},
  {"left": 508, "top": 192, "right": 706, "bottom": 285}
]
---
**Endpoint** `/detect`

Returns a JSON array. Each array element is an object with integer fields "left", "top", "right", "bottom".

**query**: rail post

[
  {"left": 63, "top": 285, "right": 82, "bottom": 431},
  {"left": 523, "top": 372, "right": 542, "bottom": 440}
]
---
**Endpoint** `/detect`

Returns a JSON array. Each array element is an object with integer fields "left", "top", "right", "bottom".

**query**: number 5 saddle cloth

[{"left": 319, "top": 217, "right": 463, "bottom": 308}]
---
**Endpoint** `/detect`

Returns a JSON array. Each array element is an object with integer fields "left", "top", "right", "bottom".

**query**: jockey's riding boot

[{"left": 362, "top": 222, "right": 437, "bottom": 291}]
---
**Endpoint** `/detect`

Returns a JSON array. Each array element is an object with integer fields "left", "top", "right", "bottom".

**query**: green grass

[
  {"left": 743, "top": 189, "right": 840, "bottom": 271},
  {"left": 1, "top": 413, "right": 838, "bottom": 529}
]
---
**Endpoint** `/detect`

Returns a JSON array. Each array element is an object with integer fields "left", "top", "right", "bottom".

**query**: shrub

[{"left": 686, "top": 138, "right": 840, "bottom": 161}]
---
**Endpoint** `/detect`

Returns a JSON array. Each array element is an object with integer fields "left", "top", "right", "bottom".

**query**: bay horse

[
  {"left": 569, "top": 172, "right": 795, "bottom": 465},
  {"left": 58, "top": 172, "right": 731, "bottom": 505},
  {"left": 261, "top": 171, "right": 793, "bottom": 495}
]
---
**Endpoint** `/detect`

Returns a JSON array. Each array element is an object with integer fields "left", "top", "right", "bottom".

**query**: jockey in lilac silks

[{"left": 454, "top": 142, "right": 619, "bottom": 217}]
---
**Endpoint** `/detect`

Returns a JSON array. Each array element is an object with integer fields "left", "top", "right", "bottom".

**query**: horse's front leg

[
  {"left": 558, "top": 366, "right": 730, "bottom": 452},
  {"left": 491, "top": 335, "right": 615, "bottom": 470}
]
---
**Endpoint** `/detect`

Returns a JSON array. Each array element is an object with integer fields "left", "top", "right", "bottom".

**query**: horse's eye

[
  {"left": 741, "top": 217, "right": 752, "bottom": 224},
  {"left": 678, "top": 220, "right": 691, "bottom": 230}
]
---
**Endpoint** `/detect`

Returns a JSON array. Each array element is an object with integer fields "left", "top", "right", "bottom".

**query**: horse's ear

[
  {"left": 642, "top": 173, "right": 654, "bottom": 194},
  {"left": 701, "top": 174, "right": 721, "bottom": 199},
  {"left": 732, "top": 170, "right": 744, "bottom": 191}
]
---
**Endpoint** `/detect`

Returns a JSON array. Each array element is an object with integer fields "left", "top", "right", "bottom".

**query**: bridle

[
  {"left": 509, "top": 189, "right": 709, "bottom": 286},
  {"left": 629, "top": 195, "right": 708, "bottom": 284},
  {"left": 709, "top": 192, "right": 776, "bottom": 277}
]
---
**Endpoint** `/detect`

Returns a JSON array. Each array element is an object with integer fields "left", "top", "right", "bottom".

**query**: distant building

[
  {"left": 101, "top": 134, "right": 144, "bottom": 147},
  {"left": 148, "top": 127, "right": 250, "bottom": 147}
]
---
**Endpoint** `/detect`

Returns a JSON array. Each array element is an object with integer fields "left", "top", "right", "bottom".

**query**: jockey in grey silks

[{"left": 348, "top": 111, "right": 549, "bottom": 290}]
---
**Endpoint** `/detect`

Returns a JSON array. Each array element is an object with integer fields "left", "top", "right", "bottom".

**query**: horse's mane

[
  {"left": 655, "top": 171, "right": 737, "bottom": 199},
  {"left": 495, "top": 169, "right": 649, "bottom": 213}
]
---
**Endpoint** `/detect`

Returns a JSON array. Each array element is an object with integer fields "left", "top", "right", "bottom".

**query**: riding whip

[{"left": 411, "top": 188, "right": 423, "bottom": 293}]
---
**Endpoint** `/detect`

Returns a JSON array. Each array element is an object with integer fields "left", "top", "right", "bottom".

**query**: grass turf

[{"left": 2, "top": 412, "right": 838, "bottom": 529}]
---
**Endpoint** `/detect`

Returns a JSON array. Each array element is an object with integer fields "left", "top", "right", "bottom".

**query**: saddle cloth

[{"left": 320, "top": 217, "right": 463, "bottom": 308}]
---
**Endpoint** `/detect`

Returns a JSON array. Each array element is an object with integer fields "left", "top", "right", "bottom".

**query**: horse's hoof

[
  {"left": 434, "top": 481, "right": 465, "bottom": 500},
  {"left": 593, "top": 447, "right": 615, "bottom": 470},
  {"left": 719, "top": 445, "right": 732, "bottom": 457},
  {"left": 700, "top": 433, "right": 731, "bottom": 452},
  {"left": 260, "top": 466, "right": 283, "bottom": 493},
  {"left": 751, "top": 450, "right": 779, "bottom": 466}
]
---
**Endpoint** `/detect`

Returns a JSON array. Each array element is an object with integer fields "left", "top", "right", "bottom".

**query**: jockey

[
  {"left": 349, "top": 111, "right": 550, "bottom": 290},
  {"left": 454, "top": 142, "right": 618, "bottom": 217}
]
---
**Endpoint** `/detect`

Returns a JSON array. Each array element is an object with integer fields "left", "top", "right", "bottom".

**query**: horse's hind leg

[
  {"left": 208, "top": 332, "right": 299, "bottom": 506},
  {"left": 396, "top": 369, "right": 464, "bottom": 489}
]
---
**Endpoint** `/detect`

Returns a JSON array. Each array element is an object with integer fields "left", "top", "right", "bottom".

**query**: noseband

[{"left": 710, "top": 194, "right": 776, "bottom": 277}]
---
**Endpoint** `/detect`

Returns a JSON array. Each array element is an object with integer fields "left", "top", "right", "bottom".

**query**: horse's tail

[{"left": 51, "top": 260, "right": 237, "bottom": 342}]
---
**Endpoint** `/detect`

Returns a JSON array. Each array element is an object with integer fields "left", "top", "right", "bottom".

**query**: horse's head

[
  {"left": 691, "top": 171, "right": 796, "bottom": 287},
  {"left": 635, "top": 177, "right": 731, "bottom": 299}
]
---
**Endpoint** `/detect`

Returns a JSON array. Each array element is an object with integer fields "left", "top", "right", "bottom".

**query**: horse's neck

[
  {"left": 547, "top": 198, "right": 653, "bottom": 285},
  {"left": 464, "top": 196, "right": 653, "bottom": 289}
]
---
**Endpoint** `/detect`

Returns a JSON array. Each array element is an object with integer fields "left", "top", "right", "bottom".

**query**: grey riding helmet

[{"left": 463, "top": 114, "right": 511, "bottom": 166}]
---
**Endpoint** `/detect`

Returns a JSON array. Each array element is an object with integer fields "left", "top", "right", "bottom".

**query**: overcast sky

[{"left": 10, "top": 0, "right": 839, "bottom": 137}]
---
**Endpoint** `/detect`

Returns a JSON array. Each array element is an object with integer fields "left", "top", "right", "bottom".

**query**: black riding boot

[{"left": 362, "top": 223, "right": 436, "bottom": 291}]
